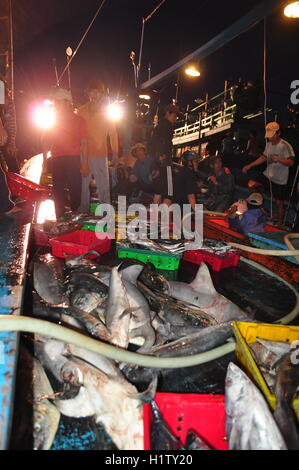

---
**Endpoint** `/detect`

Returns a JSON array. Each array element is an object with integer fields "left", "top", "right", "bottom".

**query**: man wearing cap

[
  {"left": 42, "top": 87, "right": 88, "bottom": 218},
  {"left": 78, "top": 80, "right": 119, "bottom": 210},
  {"left": 227, "top": 193, "right": 267, "bottom": 235},
  {"left": 149, "top": 104, "right": 179, "bottom": 205},
  {"left": 242, "top": 122, "right": 295, "bottom": 226}
]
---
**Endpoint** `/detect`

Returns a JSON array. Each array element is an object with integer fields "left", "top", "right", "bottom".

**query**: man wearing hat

[
  {"left": 227, "top": 192, "right": 267, "bottom": 235},
  {"left": 78, "top": 80, "right": 119, "bottom": 210},
  {"left": 150, "top": 104, "right": 180, "bottom": 205},
  {"left": 42, "top": 87, "right": 88, "bottom": 218},
  {"left": 242, "top": 122, "right": 295, "bottom": 227}
]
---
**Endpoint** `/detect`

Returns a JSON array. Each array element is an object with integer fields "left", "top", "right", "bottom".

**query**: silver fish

[
  {"left": 225, "top": 362, "right": 287, "bottom": 450},
  {"left": 165, "top": 263, "right": 249, "bottom": 323},
  {"left": 148, "top": 323, "right": 233, "bottom": 357},
  {"left": 105, "top": 267, "right": 131, "bottom": 348},
  {"left": 32, "top": 358, "right": 61, "bottom": 450},
  {"left": 33, "top": 252, "right": 66, "bottom": 305},
  {"left": 54, "top": 357, "right": 148, "bottom": 450},
  {"left": 273, "top": 351, "right": 299, "bottom": 450}
]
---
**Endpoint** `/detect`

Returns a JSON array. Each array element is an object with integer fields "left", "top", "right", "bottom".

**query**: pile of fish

[
  {"left": 28, "top": 241, "right": 254, "bottom": 450},
  {"left": 22, "top": 231, "right": 299, "bottom": 451}
]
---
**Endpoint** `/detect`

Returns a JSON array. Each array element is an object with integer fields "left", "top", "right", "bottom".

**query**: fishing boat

[{"left": 1, "top": 0, "right": 298, "bottom": 452}]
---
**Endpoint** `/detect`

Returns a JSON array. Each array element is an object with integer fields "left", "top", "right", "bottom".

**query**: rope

[{"left": 58, "top": 0, "right": 107, "bottom": 85}]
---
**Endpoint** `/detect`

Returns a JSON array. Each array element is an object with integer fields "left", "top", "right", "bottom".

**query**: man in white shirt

[{"left": 242, "top": 122, "right": 295, "bottom": 226}]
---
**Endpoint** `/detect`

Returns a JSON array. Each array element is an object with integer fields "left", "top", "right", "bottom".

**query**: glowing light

[
  {"left": 139, "top": 94, "right": 151, "bottom": 100},
  {"left": 66, "top": 47, "right": 73, "bottom": 57},
  {"left": 107, "top": 102, "right": 124, "bottom": 122},
  {"left": 43, "top": 99, "right": 54, "bottom": 106},
  {"left": 36, "top": 199, "right": 56, "bottom": 224},
  {"left": 185, "top": 66, "right": 201, "bottom": 77},
  {"left": 284, "top": 1, "right": 299, "bottom": 17},
  {"left": 33, "top": 102, "right": 56, "bottom": 130}
]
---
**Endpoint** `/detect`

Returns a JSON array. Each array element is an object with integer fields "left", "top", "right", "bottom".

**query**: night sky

[{"left": 8, "top": 0, "right": 299, "bottom": 155}]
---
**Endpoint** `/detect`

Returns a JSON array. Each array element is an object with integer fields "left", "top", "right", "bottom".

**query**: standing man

[
  {"left": 243, "top": 122, "right": 295, "bottom": 227},
  {"left": 150, "top": 104, "right": 179, "bottom": 205},
  {"left": 42, "top": 88, "right": 88, "bottom": 219},
  {"left": 78, "top": 80, "right": 119, "bottom": 211},
  {"left": 204, "top": 156, "right": 235, "bottom": 212}
]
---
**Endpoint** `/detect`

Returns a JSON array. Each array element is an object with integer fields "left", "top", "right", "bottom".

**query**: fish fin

[
  {"left": 119, "top": 306, "right": 140, "bottom": 320},
  {"left": 55, "top": 386, "right": 95, "bottom": 418},
  {"left": 190, "top": 263, "right": 217, "bottom": 295},
  {"left": 129, "top": 324, "right": 156, "bottom": 353},
  {"left": 121, "top": 265, "right": 144, "bottom": 284},
  {"left": 127, "top": 373, "right": 158, "bottom": 404}
]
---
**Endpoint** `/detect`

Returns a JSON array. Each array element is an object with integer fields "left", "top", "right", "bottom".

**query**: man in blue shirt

[
  {"left": 131, "top": 143, "right": 153, "bottom": 185},
  {"left": 228, "top": 192, "right": 267, "bottom": 235}
]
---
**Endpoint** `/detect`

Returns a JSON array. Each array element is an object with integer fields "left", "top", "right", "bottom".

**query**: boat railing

[{"left": 173, "top": 104, "right": 237, "bottom": 139}]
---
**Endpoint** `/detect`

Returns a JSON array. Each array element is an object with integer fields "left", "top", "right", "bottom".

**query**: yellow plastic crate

[{"left": 233, "top": 321, "right": 299, "bottom": 420}]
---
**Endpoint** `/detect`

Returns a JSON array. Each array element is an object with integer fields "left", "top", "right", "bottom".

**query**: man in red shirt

[{"left": 42, "top": 88, "right": 88, "bottom": 218}]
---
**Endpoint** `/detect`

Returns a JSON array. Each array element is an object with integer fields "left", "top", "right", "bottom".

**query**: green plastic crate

[
  {"left": 90, "top": 203, "right": 100, "bottom": 215},
  {"left": 117, "top": 246, "right": 182, "bottom": 271},
  {"left": 81, "top": 222, "right": 107, "bottom": 233},
  {"left": 156, "top": 269, "right": 178, "bottom": 281}
]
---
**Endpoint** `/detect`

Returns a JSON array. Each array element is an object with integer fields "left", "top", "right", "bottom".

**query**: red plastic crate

[
  {"left": 6, "top": 172, "right": 52, "bottom": 202},
  {"left": 183, "top": 249, "right": 240, "bottom": 271},
  {"left": 143, "top": 393, "right": 228, "bottom": 450},
  {"left": 50, "top": 230, "right": 111, "bottom": 259}
]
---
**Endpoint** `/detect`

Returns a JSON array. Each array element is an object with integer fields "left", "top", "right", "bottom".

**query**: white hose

[
  {"left": 284, "top": 233, "right": 299, "bottom": 264},
  {"left": 0, "top": 315, "right": 235, "bottom": 368}
]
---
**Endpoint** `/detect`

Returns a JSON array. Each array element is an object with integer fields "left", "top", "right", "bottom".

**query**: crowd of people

[{"left": 0, "top": 74, "right": 297, "bottom": 234}]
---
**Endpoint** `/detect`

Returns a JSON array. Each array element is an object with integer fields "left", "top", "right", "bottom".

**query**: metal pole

[
  {"left": 137, "top": 18, "right": 145, "bottom": 85},
  {"left": 283, "top": 164, "right": 299, "bottom": 226},
  {"left": 224, "top": 80, "right": 228, "bottom": 110},
  {"left": 52, "top": 58, "right": 59, "bottom": 87},
  {"left": 175, "top": 71, "right": 180, "bottom": 104},
  {"left": 8, "top": 0, "right": 14, "bottom": 99},
  {"left": 67, "top": 56, "right": 71, "bottom": 90}
]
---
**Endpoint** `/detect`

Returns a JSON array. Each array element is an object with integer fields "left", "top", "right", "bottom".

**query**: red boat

[{"left": 203, "top": 215, "right": 299, "bottom": 285}]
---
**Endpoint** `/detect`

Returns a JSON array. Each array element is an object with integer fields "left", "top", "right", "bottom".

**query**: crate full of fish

[
  {"left": 143, "top": 393, "right": 228, "bottom": 450},
  {"left": 6, "top": 172, "right": 52, "bottom": 202},
  {"left": 50, "top": 230, "right": 111, "bottom": 259},
  {"left": 117, "top": 246, "right": 182, "bottom": 271},
  {"left": 233, "top": 321, "right": 299, "bottom": 420},
  {"left": 183, "top": 239, "right": 240, "bottom": 271}
]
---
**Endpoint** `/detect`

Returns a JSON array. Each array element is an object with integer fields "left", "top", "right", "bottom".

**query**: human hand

[
  {"left": 242, "top": 165, "right": 251, "bottom": 173},
  {"left": 208, "top": 175, "right": 217, "bottom": 185},
  {"left": 236, "top": 199, "right": 248, "bottom": 214}
]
